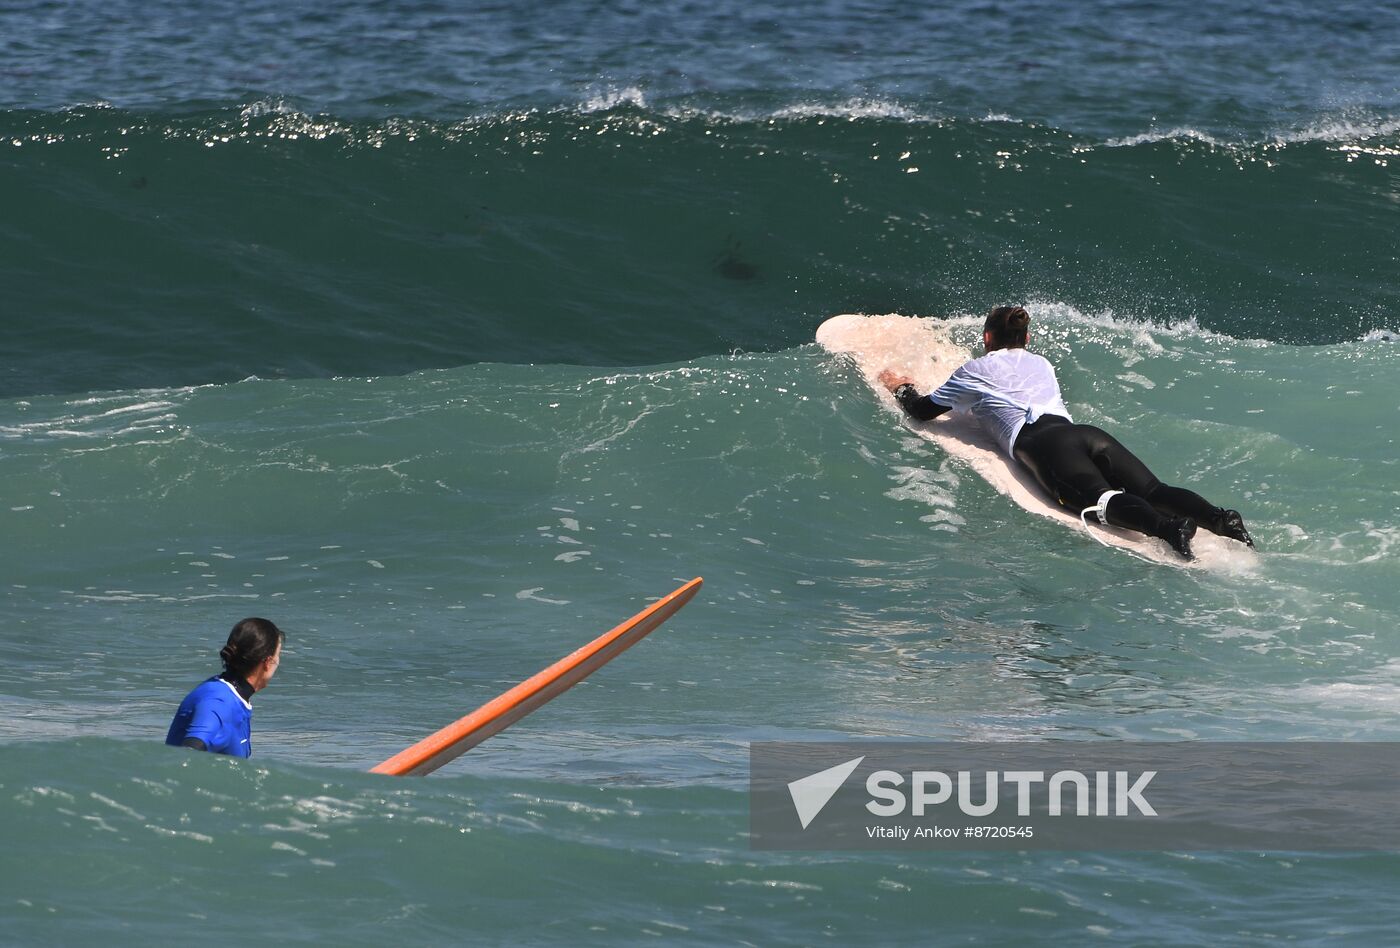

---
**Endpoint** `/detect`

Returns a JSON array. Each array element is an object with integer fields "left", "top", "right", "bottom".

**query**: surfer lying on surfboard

[{"left": 878, "top": 306, "right": 1253, "bottom": 560}]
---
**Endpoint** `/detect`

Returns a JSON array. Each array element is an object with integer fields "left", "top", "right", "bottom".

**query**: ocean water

[{"left": 2, "top": 0, "right": 1399, "bottom": 943}]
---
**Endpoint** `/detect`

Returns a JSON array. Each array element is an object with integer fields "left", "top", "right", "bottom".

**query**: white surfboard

[{"left": 817, "top": 313, "right": 1253, "bottom": 570}]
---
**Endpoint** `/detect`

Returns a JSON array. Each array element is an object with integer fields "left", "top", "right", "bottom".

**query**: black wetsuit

[
  {"left": 1012, "top": 414, "right": 1225, "bottom": 542},
  {"left": 893, "top": 383, "right": 1250, "bottom": 554}
]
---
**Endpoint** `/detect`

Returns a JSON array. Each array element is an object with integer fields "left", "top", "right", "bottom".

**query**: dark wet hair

[
  {"left": 984, "top": 306, "right": 1030, "bottom": 348},
  {"left": 220, "top": 618, "right": 284, "bottom": 677}
]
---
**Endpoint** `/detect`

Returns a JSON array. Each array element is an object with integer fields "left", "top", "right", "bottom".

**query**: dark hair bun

[
  {"left": 984, "top": 305, "right": 1031, "bottom": 346},
  {"left": 219, "top": 617, "right": 284, "bottom": 676}
]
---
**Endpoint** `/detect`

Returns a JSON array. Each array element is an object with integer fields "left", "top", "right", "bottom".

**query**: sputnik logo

[{"left": 787, "top": 756, "right": 865, "bottom": 829}]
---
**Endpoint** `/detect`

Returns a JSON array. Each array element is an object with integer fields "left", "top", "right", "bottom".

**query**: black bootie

[
  {"left": 1212, "top": 508, "right": 1254, "bottom": 548},
  {"left": 1163, "top": 517, "right": 1197, "bottom": 560}
]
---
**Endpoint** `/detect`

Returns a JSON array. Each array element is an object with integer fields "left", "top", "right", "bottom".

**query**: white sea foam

[
  {"left": 90, "top": 792, "right": 144, "bottom": 821},
  {"left": 580, "top": 86, "right": 648, "bottom": 113},
  {"left": 771, "top": 98, "right": 926, "bottom": 122},
  {"left": 0, "top": 398, "right": 184, "bottom": 442},
  {"left": 516, "top": 587, "right": 570, "bottom": 605},
  {"left": 1271, "top": 116, "right": 1400, "bottom": 145},
  {"left": 1105, "top": 127, "right": 1225, "bottom": 148},
  {"left": 238, "top": 98, "right": 300, "bottom": 121},
  {"left": 645, "top": 95, "right": 945, "bottom": 126},
  {"left": 883, "top": 462, "right": 964, "bottom": 533},
  {"left": 931, "top": 299, "right": 1269, "bottom": 347},
  {"left": 1043, "top": 300, "right": 1275, "bottom": 346},
  {"left": 1107, "top": 115, "right": 1400, "bottom": 150}
]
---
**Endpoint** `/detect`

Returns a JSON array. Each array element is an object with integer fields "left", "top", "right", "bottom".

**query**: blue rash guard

[{"left": 165, "top": 676, "right": 254, "bottom": 757}]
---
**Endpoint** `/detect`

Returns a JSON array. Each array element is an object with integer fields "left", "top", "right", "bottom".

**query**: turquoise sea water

[{"left": 3, "top": 1, "right": 1399, "bottom": 944}]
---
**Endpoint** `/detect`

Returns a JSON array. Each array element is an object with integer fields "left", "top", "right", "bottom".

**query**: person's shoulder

[
  {"left": 976, "top": 348, "right": 1034, "bottom": 371},
  {"left": 1013, "top": 349, "right": 1057, "bottom": 371},
  {"left": 175, "top": 677, "right": 224, "bottom": 713},
  {"left": 959, "top": 351, "right": 999, "bottom": 372},
  {"left": 189, "top": 677, "right": 242, "bottom": 707}
]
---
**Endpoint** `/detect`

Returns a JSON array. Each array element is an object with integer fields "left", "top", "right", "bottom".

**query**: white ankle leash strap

[{"left": 1079, "top": 489, "right": 1124, "bottom": 548}]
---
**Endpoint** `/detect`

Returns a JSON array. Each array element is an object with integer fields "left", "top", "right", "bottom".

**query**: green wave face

[{"left": 4, "top": 103, "right": 1397, "bottom": 396}]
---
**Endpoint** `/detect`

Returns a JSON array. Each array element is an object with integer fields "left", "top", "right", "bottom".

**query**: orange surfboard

[{"left": 370, "top": 577, "right": 704, "bottom": 776}]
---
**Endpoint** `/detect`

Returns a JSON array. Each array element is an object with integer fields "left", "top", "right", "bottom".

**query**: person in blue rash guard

[
  {"left": 166, "top": 618, "right": 284, "bottom": 757},
  {"left": 878, "top": 306, "right": 1254, "bottom": 560}
]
